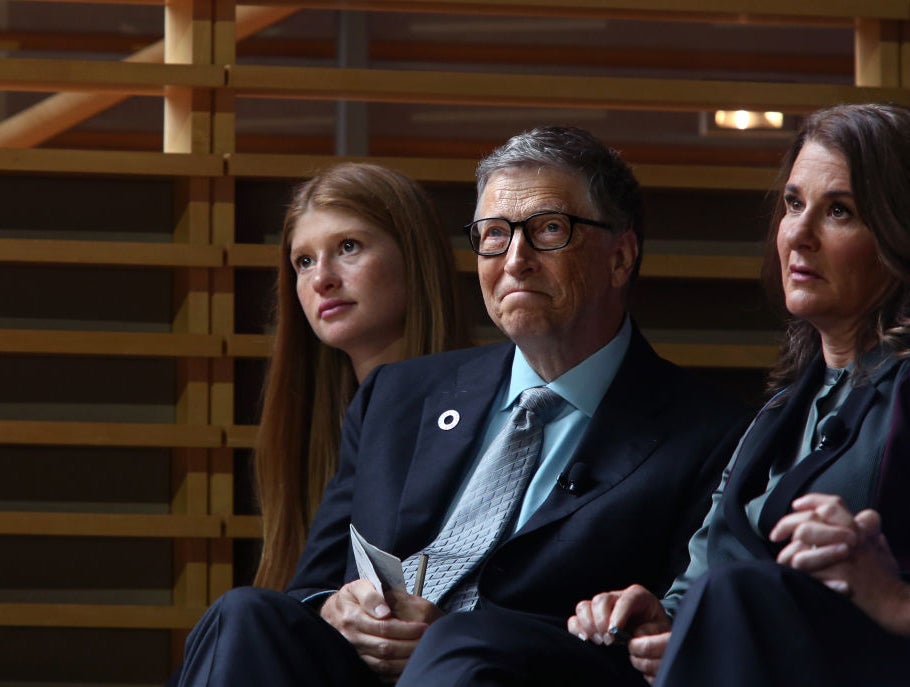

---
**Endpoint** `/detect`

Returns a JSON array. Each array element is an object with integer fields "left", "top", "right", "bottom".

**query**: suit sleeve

[
  {"left": 661, "top": 419, "right": 752, "bottom": 618},
  {"left": 876, "top": 362, "right": 910, "bottom": 580},
  {"left": 662, "top": 464, "right": 731, "bottom": 618},
  {"left": 285, "top": 366, "right": 378, "bottom": 600}
]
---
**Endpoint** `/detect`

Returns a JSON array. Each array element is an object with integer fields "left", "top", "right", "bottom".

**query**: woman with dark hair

[
  {"left": 568, "top": 103, "right": 910, "bottom": 686},
  {"left": 254, "top": 162, "right": 469, "bottom": 591}
]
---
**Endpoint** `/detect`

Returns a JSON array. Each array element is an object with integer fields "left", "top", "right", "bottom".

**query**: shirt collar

[{"left": 504, "top": 315, "right": 632, "bottom": 417}]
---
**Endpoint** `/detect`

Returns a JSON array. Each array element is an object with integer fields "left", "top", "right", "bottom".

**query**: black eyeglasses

[{"left": 464, "top": 211, "right": 612, "bottom": 256}]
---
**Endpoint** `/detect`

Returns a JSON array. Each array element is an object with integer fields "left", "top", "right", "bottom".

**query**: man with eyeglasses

[{"left": 173, "top": 127, "right": 744, "bottom": 687}]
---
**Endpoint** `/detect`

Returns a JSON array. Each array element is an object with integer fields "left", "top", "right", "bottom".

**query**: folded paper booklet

[{"left": 350, "top": 524, "right": 406, "bottom": 595}]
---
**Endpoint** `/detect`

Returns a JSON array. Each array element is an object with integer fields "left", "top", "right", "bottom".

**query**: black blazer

[
  {"left": 288, "top": 327, "right": 746, "bottom": 621},
  {"left": 665, "top": 352, "right": 910, "bottom": 616}
]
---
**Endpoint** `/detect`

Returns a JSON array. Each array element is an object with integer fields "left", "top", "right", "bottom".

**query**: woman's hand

[
  {"left": 771, "top": 493, "right": 859, "bottom": 582},
  {"left": 567, "top": 585, "right": 672, "bottom": 684},
  {"left": 771, "top": 493, "right": 910, "bottom": 635}
]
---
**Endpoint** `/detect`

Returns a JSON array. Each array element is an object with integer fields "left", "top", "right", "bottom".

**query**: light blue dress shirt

[
  {"left": 303, "top": 318, "right": 632, "bottom": 607},
  {"left": 460, "top": 316, "right": 632, "bottom": 532}
]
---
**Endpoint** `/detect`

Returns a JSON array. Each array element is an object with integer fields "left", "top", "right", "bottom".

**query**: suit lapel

[
  {"left": 756, "top": 385, "right": 878, "bottom": 538},
  {"left": 518, "top": 328, "right": 670, "bottom": 536},
  {"left": 393, "top": 344, "right": 513, "bottom": 556},
  {"left": 757, "top": 355, "right": 899, "bottom": 539},
  {"left": 721, "top": 359, "right": 825, "bottom": 558}
]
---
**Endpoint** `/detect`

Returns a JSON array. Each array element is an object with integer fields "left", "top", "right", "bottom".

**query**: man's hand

[
  {"left": 771, "top": 493, "right": 910, "bottom": 635},
  {"left": 320, "top": 579, "right": 442, "bottom": 680},
  {"left": 567, "top": 585, "right": 672, "bottom": 684}
]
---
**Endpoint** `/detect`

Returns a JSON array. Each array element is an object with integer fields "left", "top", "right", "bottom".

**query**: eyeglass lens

[{"left": 471, "top": 213, "right": 572, "bottom": 254}]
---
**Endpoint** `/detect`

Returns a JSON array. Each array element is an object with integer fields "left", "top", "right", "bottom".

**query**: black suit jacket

[
  {"left": 288, "top": 327, "right": 746, "bottom": 621},
  {"left": 665, "top": 352, "right": 910, "bottom": 616}
]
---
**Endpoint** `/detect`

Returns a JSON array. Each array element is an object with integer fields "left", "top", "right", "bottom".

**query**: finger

[
  {"left": 629, "top": 655, "right": 662, "bottom": 683},
  {"left": 789, "top": 542, "right": 852, "bottom": 571},
  {"left": 854, "top": 509, "right": 882, "bottom": 537},
  {"left": 791, "top": 494, "right": 853, "bottom": 528},
  {"left": 769, "top": 510, "right": 816, "bottom": 542},
  {"left": 347, "top": 580, "right": 392, "bottom": 618},
  {"left": 627, "top": 624, "right": 670, "bottom": 681},
  {"left": 628, "top": 631, "right": 670, "bottom": 660},
  {"left": 356, "top": 616, "right": 428, "bottom": 641},
  {"left": 777, "top": 538, "right": 810, "bottom": 566},
  {"left": 790, "top": 520, "right": 858, "bottom": 549},
  {"left": 569, "top": 600, "right": 598, "bottom": 642},
  {"left": 822, "top": 578, "right": 852, "bottom": 595},
  {"left": 813, "top": 498, "right": 856, "bottom": 528},
  {"left": 790, "top": 493, "right": 844, "bottom": 512},
  {"left": 356, "top": 632, "right": 422, "bottom": 660},
  {"left": 591, "top": 592, "right": 622, "bottom": 642},
  {"left": 388, "top": 593, "right": 442, "bottom": 623},
  {"left": 608, "top": 586, "right": 668, "bottom": 643}
]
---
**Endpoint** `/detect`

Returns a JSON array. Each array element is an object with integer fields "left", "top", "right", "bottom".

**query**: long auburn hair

[
  {"left": 762, "top": 103, "right": 910, "bottom": 393},
  {"left": 253, "top": 162, "right": 469, "bottom": 590}
]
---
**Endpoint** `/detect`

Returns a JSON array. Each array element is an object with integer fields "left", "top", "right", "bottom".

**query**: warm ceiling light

[{"left": 714, "top": 110, "right": 785, "bottom": 130}]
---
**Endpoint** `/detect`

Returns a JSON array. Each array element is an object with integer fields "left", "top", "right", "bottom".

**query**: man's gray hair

[{"left": 476, "top": 126, "right": 644, "bottom": 280}]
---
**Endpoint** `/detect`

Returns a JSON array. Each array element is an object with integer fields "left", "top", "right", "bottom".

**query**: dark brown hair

[{"left": 763, "top": 103, "right": 910, "bottom": 392}]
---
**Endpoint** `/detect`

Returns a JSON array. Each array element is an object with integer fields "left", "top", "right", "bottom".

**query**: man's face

[{"left": 476, "top": 166, "right": 636, "bottom": 369}]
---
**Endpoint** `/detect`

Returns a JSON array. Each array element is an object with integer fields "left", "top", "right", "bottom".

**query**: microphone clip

[
  {"left": 556, "top": 463, "right": 589, "bottom": 495},
  {"left": 814, "top": 416, "right": 847, "bottom": 452}
]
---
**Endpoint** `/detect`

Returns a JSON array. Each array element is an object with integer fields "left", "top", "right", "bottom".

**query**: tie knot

[{"left": 517, "top": 386, "right": 564, "bottom": 424}]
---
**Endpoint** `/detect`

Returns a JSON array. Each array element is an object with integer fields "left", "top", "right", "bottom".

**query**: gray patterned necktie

[{"left": 401, "top": 386, "right": 564, "bottom": 612}]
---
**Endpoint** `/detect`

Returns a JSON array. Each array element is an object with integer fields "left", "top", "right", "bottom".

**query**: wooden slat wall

[{"left": 0, "top": 1, "right": 906, "bottom": 683}]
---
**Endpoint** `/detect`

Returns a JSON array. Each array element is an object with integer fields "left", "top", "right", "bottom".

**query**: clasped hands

[
  {"left": 770, "top": 493, "right": 906, "bottom": 634},
  {"left": 320, "top": 579, "right": 442, "bottom": 681},
  {"left": 568, "top": 493, "right": 907, "bottom": 684}
]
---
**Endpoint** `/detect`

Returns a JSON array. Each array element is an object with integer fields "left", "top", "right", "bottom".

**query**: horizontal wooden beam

[
  {"left": 224, "top": 514, "right": 263, "bottom": 539},
  {"left": 13, "top": 0, "right": 163, "bottom": 4},
  {"left": 643, "top": 253, "right": 763, "bottom": 280},
  {"left": 0, "top": 421, "right": 222, "bottom": 447},
  {"left": 230, "top": 66, "right": 910, "bottom": 112},
  {"left": 225, "top": 334, "right": 273, "bottom": 358},
  {"left": 11, "top": 0, "right": 908, "bottom": 21},
  {"left": 225, "top": 424, "right": 259, "bottom": 448},
  {"left": 0, "top": 330, "right": 223, "bottom": 357},
  {"left": 225, "top": 243, "right": 279, "bottom": 268},
  {"left": 0, "top": 30, "right": 159, "bottom": 55},
  {"left": 229, "top": 154, "right": 778, "bottom": 191},
  {"left": 0, "top": 150, "right": 779, "bottom": 189},
  {"left": 0, "top": 239, "right": 223, "bottom": 268},
  {"left": 0, "top": 32, "right": 850, "bottom": 78},
  {"left": 240, "top": 38, "right": 853, "bottom": 77},
  {"left": 0, "top": 512, "right": 221, "bottom": 538},
  {"left": 0, "top": 603, "right": 204, "bottom": 630},
  {"left": 0, "top": 58, "right": 222, "bottom": 94},
  {"left": 652, "top": 341, "right": 778, "bottom": 368},
  {"left": 457, "top": 243, "right": 765, "bottom": 280},
  {"left": 227, "top": 152, "right": 478, "bottom": 182},
  {"left": 633, "top": 164, "right": 778, "bottom": 191},
  {"left": 234, "top": 0, "right": 908, "bottom": 23},
  {"left": 0, "top": 149, "right": 222, "bottom": 176},
  {"left": 225, "top": 331, "right": 776, "bottom": 367}
]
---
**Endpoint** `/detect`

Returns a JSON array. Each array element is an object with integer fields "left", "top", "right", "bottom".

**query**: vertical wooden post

[
  {"left": 165, "top": 0, "right": 216, "bottom": 670},
  {"left": 208, "top": 0, "right": 239, "bottom": 604},
  {"left": 901, "top": 21, "right": 910, "bottom": 89},
  {"left": 336, "top": 11, "right": 369, "bottom": 155},
  {"left": 854, "top": 18, "right": 901, "bottom": 87}
]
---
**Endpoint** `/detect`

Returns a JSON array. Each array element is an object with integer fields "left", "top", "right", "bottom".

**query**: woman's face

[
  {"left": 290, "top": 206, "right": 408, "bottom": 369},
  {"left": 777, "top": 141, "right": 892, "bottom": 339}
]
